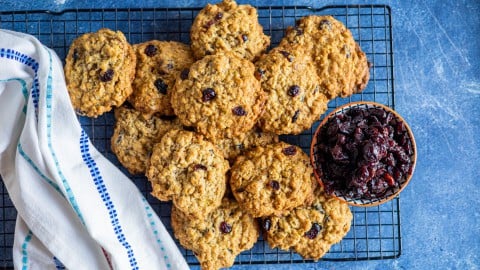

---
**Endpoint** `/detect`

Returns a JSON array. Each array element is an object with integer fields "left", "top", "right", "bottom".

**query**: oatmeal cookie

[
  {"left": 111, "top": 105, "right": 182, "bottom": 175},
  {"left": 64, "top": 28, "right": 136, "bottom": 117},
  {"left": 171, "top": 197, "right": 259, "bottom": 270},
  {"left": 171, "top": 52, "right": 265, "bottom": 141},
  {"left": 280, "top": 15, "right": 370, "bottom": 98},
  {"left": 190, "top": 0, "right": 270, "bottom": 61},
  {"left": 262, "top": 185, "right": 352, "bottom": 261},
  {"left": 255, "top": 45, "right": 329, "bottom": 135},
  {"left": 129, "top": 41, "right": 194, "bottom": 115},
  {"left": 230, "top": 142, "right": 314, "bottom": 217},
  {"left": 146, "top": 129, "right": 229, "bottom": 218}
]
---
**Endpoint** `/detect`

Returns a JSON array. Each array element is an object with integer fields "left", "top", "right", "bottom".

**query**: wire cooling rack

[{"left": 0, "top": 5, "right": 397, "bottom": 268}]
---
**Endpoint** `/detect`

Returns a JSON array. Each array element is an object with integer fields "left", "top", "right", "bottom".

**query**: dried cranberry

[
  {"left": 204, "top": 13, "right": 223, "bottom": 28},
  {"left": 350, "top": 108, "right": 364, "bottom": 117},
  {"left": 362, "top": 142, "right": 381, "bottom": 162},
  {"left": 268, "top": 180, "right": 280, "bottom": 190},
  {"left": 385, "top": 153, "right": 396, "bottom": 167},
  {"left": 123, "top": 102, "right": 134, "bottom": 110},
  {"left": 352, "top": 165, "right": 370, "bottom": 186},
  {"left": 180, "top": 68, "right": 189, "bottom": 80},
  {"left": 319, "top": 19, "right": 332, "bottom": 30},
  {"left": 202, "top": 88, "right": 216, "bottom": 102},
  {"left": 337, "top": 134, "right": 347, "bottom": 145},
  {"left": 262, "top": 218, "right": 271, "bottom": 231},
  {"left": 393, "top": 168, "right": 403, "bottom": 181},
  {"left": 398, "top": 133, "right": 409, "bottom": 146},
  {"left": 215, "top": 12, "right": 223, "bottom": 20},
  {"left": 375, "top": 167, "right": 386, "bottom": 178},
  {"left": 387, "top": 165, "right": 395, "bottom": 175},
  {"left": 154, "top": 79, "right": 168, "bottom": 95},
  {"left": 282, "top": 146, "right": 297, "bottom": 156},
  {"left": 292, "top": 110, "right": 300, "bottom": 123},
  {"left": 99, "top": 69, "right": 114, "bottom": 82},
  {"left": 392, "top": 146, "right": 410, "bottom": 164},
  {"left": 327, "top": 121, "right": 339, "bottom": 137},
  {"left": 384, "top": 173, "right": 395, "bottom": 186},
  {"left": 326, "top": 162, "right": 350, "bottom": 180},
  {"left": 330, "top": 145, "right": 348, "bottom": 162},
  {"left": 404, "top": 142, "right": 413, "bottom": 155},
  {"left": 386, "top": 138, "right": 396, "bottom": 148},
  {"left": 279, "top": 50, "right": 294, "bottom": 62},
  {"left": 193, "top": 164, "right": 207, "bottom": 171},
  {"left": 73, "top": 49, "right": 79, "bottom": 62},
  {"left": 398, "top": 163, "right": 411, "bottom": 174},
  {"left": 354, "top": 127, "right": 364, "bottom": 142},
  {"left": 371, "top": 108, "right": 387, "bottom": 122},
  {"left": 204, "top": 20, "right": 215, "bottom": 29},
  {"left": 144, "top": 44, "right": 157, "bottom": 57},
  {"left": 338, "top": 122, "right": 355, "bottom": 135},
  {"left": 219, "top": 221, "right": 232, "bottom": 234},
  {"left": 395, "top": 121, "right": 406, "bottom": 135},
  {"left": 254, "top": 68, "right": 265, "bottom": 80},
  {"left": 368, "top": 115, "right": 381, "bottom": 126},
  {"left": 183, "top": 125, "right": 195, "bottom": 132},
  {"left": 304, "top": 223, "right": 321, "bottom": 239},
  {"left": 287, "top": 85, "right": 300, "bottom": 97},
  {"left": 369, "top": 178, "right": 388, "bottom": 196},
  {"left": 382, "top": 126, "right": 392, "bottom": 138},
  {"left": 159, "top": 115, "right": 177, "bottom": 121},
  {"left": 366, "top": 126, "right": 380, "bottom": 138},
  {"left": 294, "top": 26, "right": 303, "bottom": 36},
  {"left": 232, "top": 106, "right": 247, "bottom": 116}
]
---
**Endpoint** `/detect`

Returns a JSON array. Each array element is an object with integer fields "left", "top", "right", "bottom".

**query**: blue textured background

[{"left": 1, "top": 0, "right": 479, "bottom": 269}]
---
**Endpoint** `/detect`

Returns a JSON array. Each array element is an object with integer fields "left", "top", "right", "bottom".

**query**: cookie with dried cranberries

[
  {"left": 262, "top": 185, "right": 352, "bottom": 261},
  {"left": 111, "top": 105, "right": 183, "bottom": 175},
  {"left": 171, "top": 197, "right": 259, "bottom": 270},
  {"left": 129, "top": 40, "right": 194, "bottom": 115},
  {"left": 230, "top": 142, "right": 315, "bottom": 217},
  {"left": 146, "top": 129, "right": 229, "bottom": 218},
  {"left": 64, "top": 28, "right": 136, "bottom": 117},
  {"left": 171, "top": 52, "right": 265, "bottom": 142},
  {"left": 255, "top": 45, "right": 329, "bottom": 135},
  {"left": 190, "top": 0, "right": 270, "bottom": 61}
]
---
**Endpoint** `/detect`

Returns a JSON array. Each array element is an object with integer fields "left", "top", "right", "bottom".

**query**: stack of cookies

[{"left": 64, "top": 0, "right": 368, "bottom": 269}]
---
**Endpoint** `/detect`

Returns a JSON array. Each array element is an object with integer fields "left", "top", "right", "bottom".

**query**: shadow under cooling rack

[{"left": 0, "top": 5, "right": 398, "bottom": 268}]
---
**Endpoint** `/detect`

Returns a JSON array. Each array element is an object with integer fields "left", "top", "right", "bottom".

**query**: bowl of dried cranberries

[{"left": 310, "top": 101, "right": 416, "bottom": 207}]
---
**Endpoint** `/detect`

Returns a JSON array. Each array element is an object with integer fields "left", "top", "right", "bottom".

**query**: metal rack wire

[{"left": 0, "top": 5, "right": 398, "bottom": 267}]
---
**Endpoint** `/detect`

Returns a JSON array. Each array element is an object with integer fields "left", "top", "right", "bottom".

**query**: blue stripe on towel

[
  {"left": 53, "top": 256, "right": 66, "bottom": 269},
  {"left": 21, "top": 230, "right": 33, "bottom": 270},
  {"left": 0, "top": 48, "right": 40, "bottom": 115},
  {"left": 141, "top": 197, "right": 171, "bottom": 268},
  {"left": 80, "top": 130, "right": 138, "bottom": 270},
  {"left": 17, "top": 144, "right": 65, "bottom": 198},
  {"left": 43, "top": 49, "right": 85, "bottom": 224},
  {"left": 0, "top": 78, "right": 28, "bottom": 114}
]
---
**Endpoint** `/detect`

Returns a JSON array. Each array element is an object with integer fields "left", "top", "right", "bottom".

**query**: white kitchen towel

[
  {"left": 0, "top": 29, "right": 189, "bottom": 270},
  {"left": 13, "top": 217, "right": 67, "bottom": 269}
]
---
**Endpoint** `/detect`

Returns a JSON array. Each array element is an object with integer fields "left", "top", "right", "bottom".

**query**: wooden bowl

[{"left": 310, "top": 101, "right": 417, "bottom": 207}]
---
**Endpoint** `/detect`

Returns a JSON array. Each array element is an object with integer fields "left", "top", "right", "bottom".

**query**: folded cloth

[
  {"left": 13, "top": 217, "right": 67, "bottom": 269},
  {"left": 0, "top": 29, "right": 189, "bottom": 270}
]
